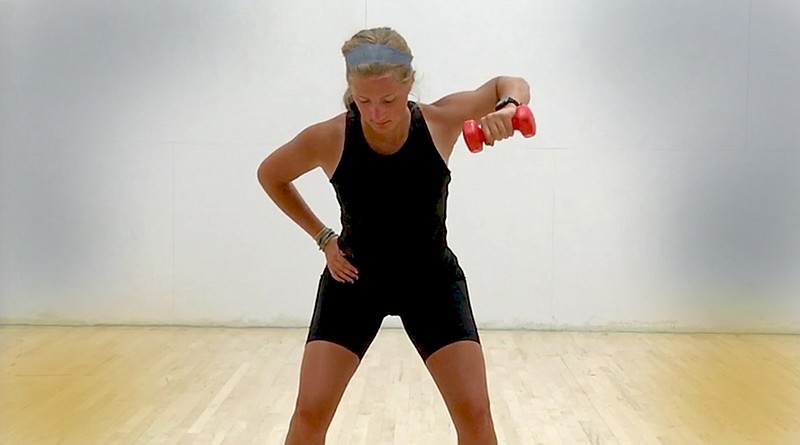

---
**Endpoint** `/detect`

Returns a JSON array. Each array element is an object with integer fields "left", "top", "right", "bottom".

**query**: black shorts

[{"left": 306, "top": 268, "right": 480, "bottom": 362}]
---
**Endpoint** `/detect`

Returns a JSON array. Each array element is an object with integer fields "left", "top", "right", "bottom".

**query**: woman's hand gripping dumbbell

[{"left": 462, "top": 104, "right": 537, "bottom": 153}]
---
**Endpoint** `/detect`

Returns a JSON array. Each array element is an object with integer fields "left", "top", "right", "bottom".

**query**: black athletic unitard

[{"left": 306, "top": 101, "right": 479, "bottom": 361}]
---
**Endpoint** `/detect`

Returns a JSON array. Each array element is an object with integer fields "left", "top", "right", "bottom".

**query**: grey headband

[{"left": 345, "top": 43, "right": 413, "bottom": 68}]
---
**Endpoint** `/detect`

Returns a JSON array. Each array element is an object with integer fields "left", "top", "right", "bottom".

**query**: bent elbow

[{"left": 257, "top": 158, "right": 275, "bottom": 190}]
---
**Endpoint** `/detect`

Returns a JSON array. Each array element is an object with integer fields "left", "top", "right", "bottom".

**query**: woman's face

[{"left": 349, "top": 73, "right": 413, "bottom": 135}]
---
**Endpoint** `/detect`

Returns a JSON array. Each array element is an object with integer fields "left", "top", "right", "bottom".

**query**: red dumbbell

[{"left": 462, "top": 104, "right": 537, "bottom": 153}]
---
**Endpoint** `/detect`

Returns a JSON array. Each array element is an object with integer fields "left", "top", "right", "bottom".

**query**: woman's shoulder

[
  {"left": 415, "top": 102, "right": 464, "bottom": 163},
  {"left": 303, "top": 112, "right": 347, "bottom": 178},
  {"left": 417, "top": 102, "right": 455, "bottom": 130},
  {"left": 303, "top": 112, "right": 347, "bottom": 143},
  {"left": 270, "top": 112, "right": 347, "bottom": 180}
]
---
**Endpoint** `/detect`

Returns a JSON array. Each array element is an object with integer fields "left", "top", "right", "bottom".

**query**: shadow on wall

[
  {"left": 3, "top": 3, "right": 241, "bottom": 309},
  {"left": 665, "top": 152, "right": 800, "bottom": 331},
  {"left": 11, "top": 3, "right": 246, "bottom": 140},
  {"left": 572, "top": 2, "right": 799, "bottom": 330}
]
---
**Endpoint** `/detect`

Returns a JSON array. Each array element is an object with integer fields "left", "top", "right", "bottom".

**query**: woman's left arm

[
  {"left": 424, "top": 76, "right": 531, "bottom": 158},
  {"left": 431, "top": 76, "right": 530, "bottom": 122}
]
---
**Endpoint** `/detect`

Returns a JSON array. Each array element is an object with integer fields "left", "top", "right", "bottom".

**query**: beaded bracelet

[{"left": 313, "top": 227, "right": 337, "bottom": 251}]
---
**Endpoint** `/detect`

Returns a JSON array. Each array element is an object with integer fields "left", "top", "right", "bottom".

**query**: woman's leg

[
  {"left": 425, "top": 340, "right": 498, "bottom": 445},
  {"left": 400, "top": 277, "right": 496, "bottom": 444},
  {"left": 284, "top": 340, "right": 361, "bottom": 445},
  {"left": 286, "top": 270, "right": 383, "bottom": 444}
]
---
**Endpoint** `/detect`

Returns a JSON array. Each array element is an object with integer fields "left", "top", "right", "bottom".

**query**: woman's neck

[{"left": 362, "top": 108, "right": 411, "bottom": 154}]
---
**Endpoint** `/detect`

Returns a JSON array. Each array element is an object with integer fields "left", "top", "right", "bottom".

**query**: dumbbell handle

[{"left": 462, "top": 104, "right": 537, "bottom": 153}]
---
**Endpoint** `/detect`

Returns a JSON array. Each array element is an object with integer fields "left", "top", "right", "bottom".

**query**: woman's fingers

[
  {"left": 339, "top": 258, "right": 359, "bottom": 283},
  {"left": 321, "top": 237, "right": 359, "bottom": 283},
  {"left": 327, "top": 253, "right": 358, "bottom": 283},
  {"left": 480, "top": 108, "right": 516, "bottom": 146}
]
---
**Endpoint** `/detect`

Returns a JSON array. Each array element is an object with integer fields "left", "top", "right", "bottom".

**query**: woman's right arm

[
  {"left": 256, "top": 115, "right": 359, "bottom": 283},
  {"left": 257, "top": 121, "right": 333, "bottom": 239}
]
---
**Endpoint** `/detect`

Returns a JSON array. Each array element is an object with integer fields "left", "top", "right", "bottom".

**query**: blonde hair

[{"left": 341, "top": 27, "right": 416, "bottom": 107}]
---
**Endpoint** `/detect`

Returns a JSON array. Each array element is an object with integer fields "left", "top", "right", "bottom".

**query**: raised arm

[
  {"left": 432, "top": 76, "right": 530, "bottom": 123},
  {"left": 424, "top": 76, "right": 531, "bottom": 159}
]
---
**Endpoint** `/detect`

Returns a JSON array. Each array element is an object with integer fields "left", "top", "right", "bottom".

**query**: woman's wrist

[{"left": 313, "top": 227, "right": 338, "bottom": 251}]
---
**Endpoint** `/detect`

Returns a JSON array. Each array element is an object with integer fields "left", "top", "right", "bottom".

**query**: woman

[{"left": 258, "top": 27, "right": 530, "bottom": 445}]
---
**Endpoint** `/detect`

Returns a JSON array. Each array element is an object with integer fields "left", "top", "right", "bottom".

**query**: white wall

[{"left": 2, "top": 1, "right": 799, "bottom": 332}]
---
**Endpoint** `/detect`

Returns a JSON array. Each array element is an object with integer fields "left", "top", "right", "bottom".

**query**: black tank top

[{"left": 330, "top": 101, "right": 464, "bottom": 281}]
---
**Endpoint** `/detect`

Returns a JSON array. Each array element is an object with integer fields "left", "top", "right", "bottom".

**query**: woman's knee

[
  {"left": 451, "top": 399, "right": 494, "bottom": 431},
  {"left": 291, "top": 400, "right": 336, "bottom": 431}
]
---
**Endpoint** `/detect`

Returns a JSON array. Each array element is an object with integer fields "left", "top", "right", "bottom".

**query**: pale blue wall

[{"left": 2, "top": 1, "right": 798, "bottom": 332}]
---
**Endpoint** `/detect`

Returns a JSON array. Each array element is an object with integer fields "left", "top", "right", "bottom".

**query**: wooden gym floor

[{"left": 1, "top": 325, "right": 798, "bottom": 444}]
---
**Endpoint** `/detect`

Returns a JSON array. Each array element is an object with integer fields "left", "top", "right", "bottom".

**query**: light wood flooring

[{"left": 1, "top": 326, "right": 799, "bottom": 444}]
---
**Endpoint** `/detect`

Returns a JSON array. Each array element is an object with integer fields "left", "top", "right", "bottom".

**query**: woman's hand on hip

[{"left": 324, "top": 237, "right": 359, "bottom": 283}]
